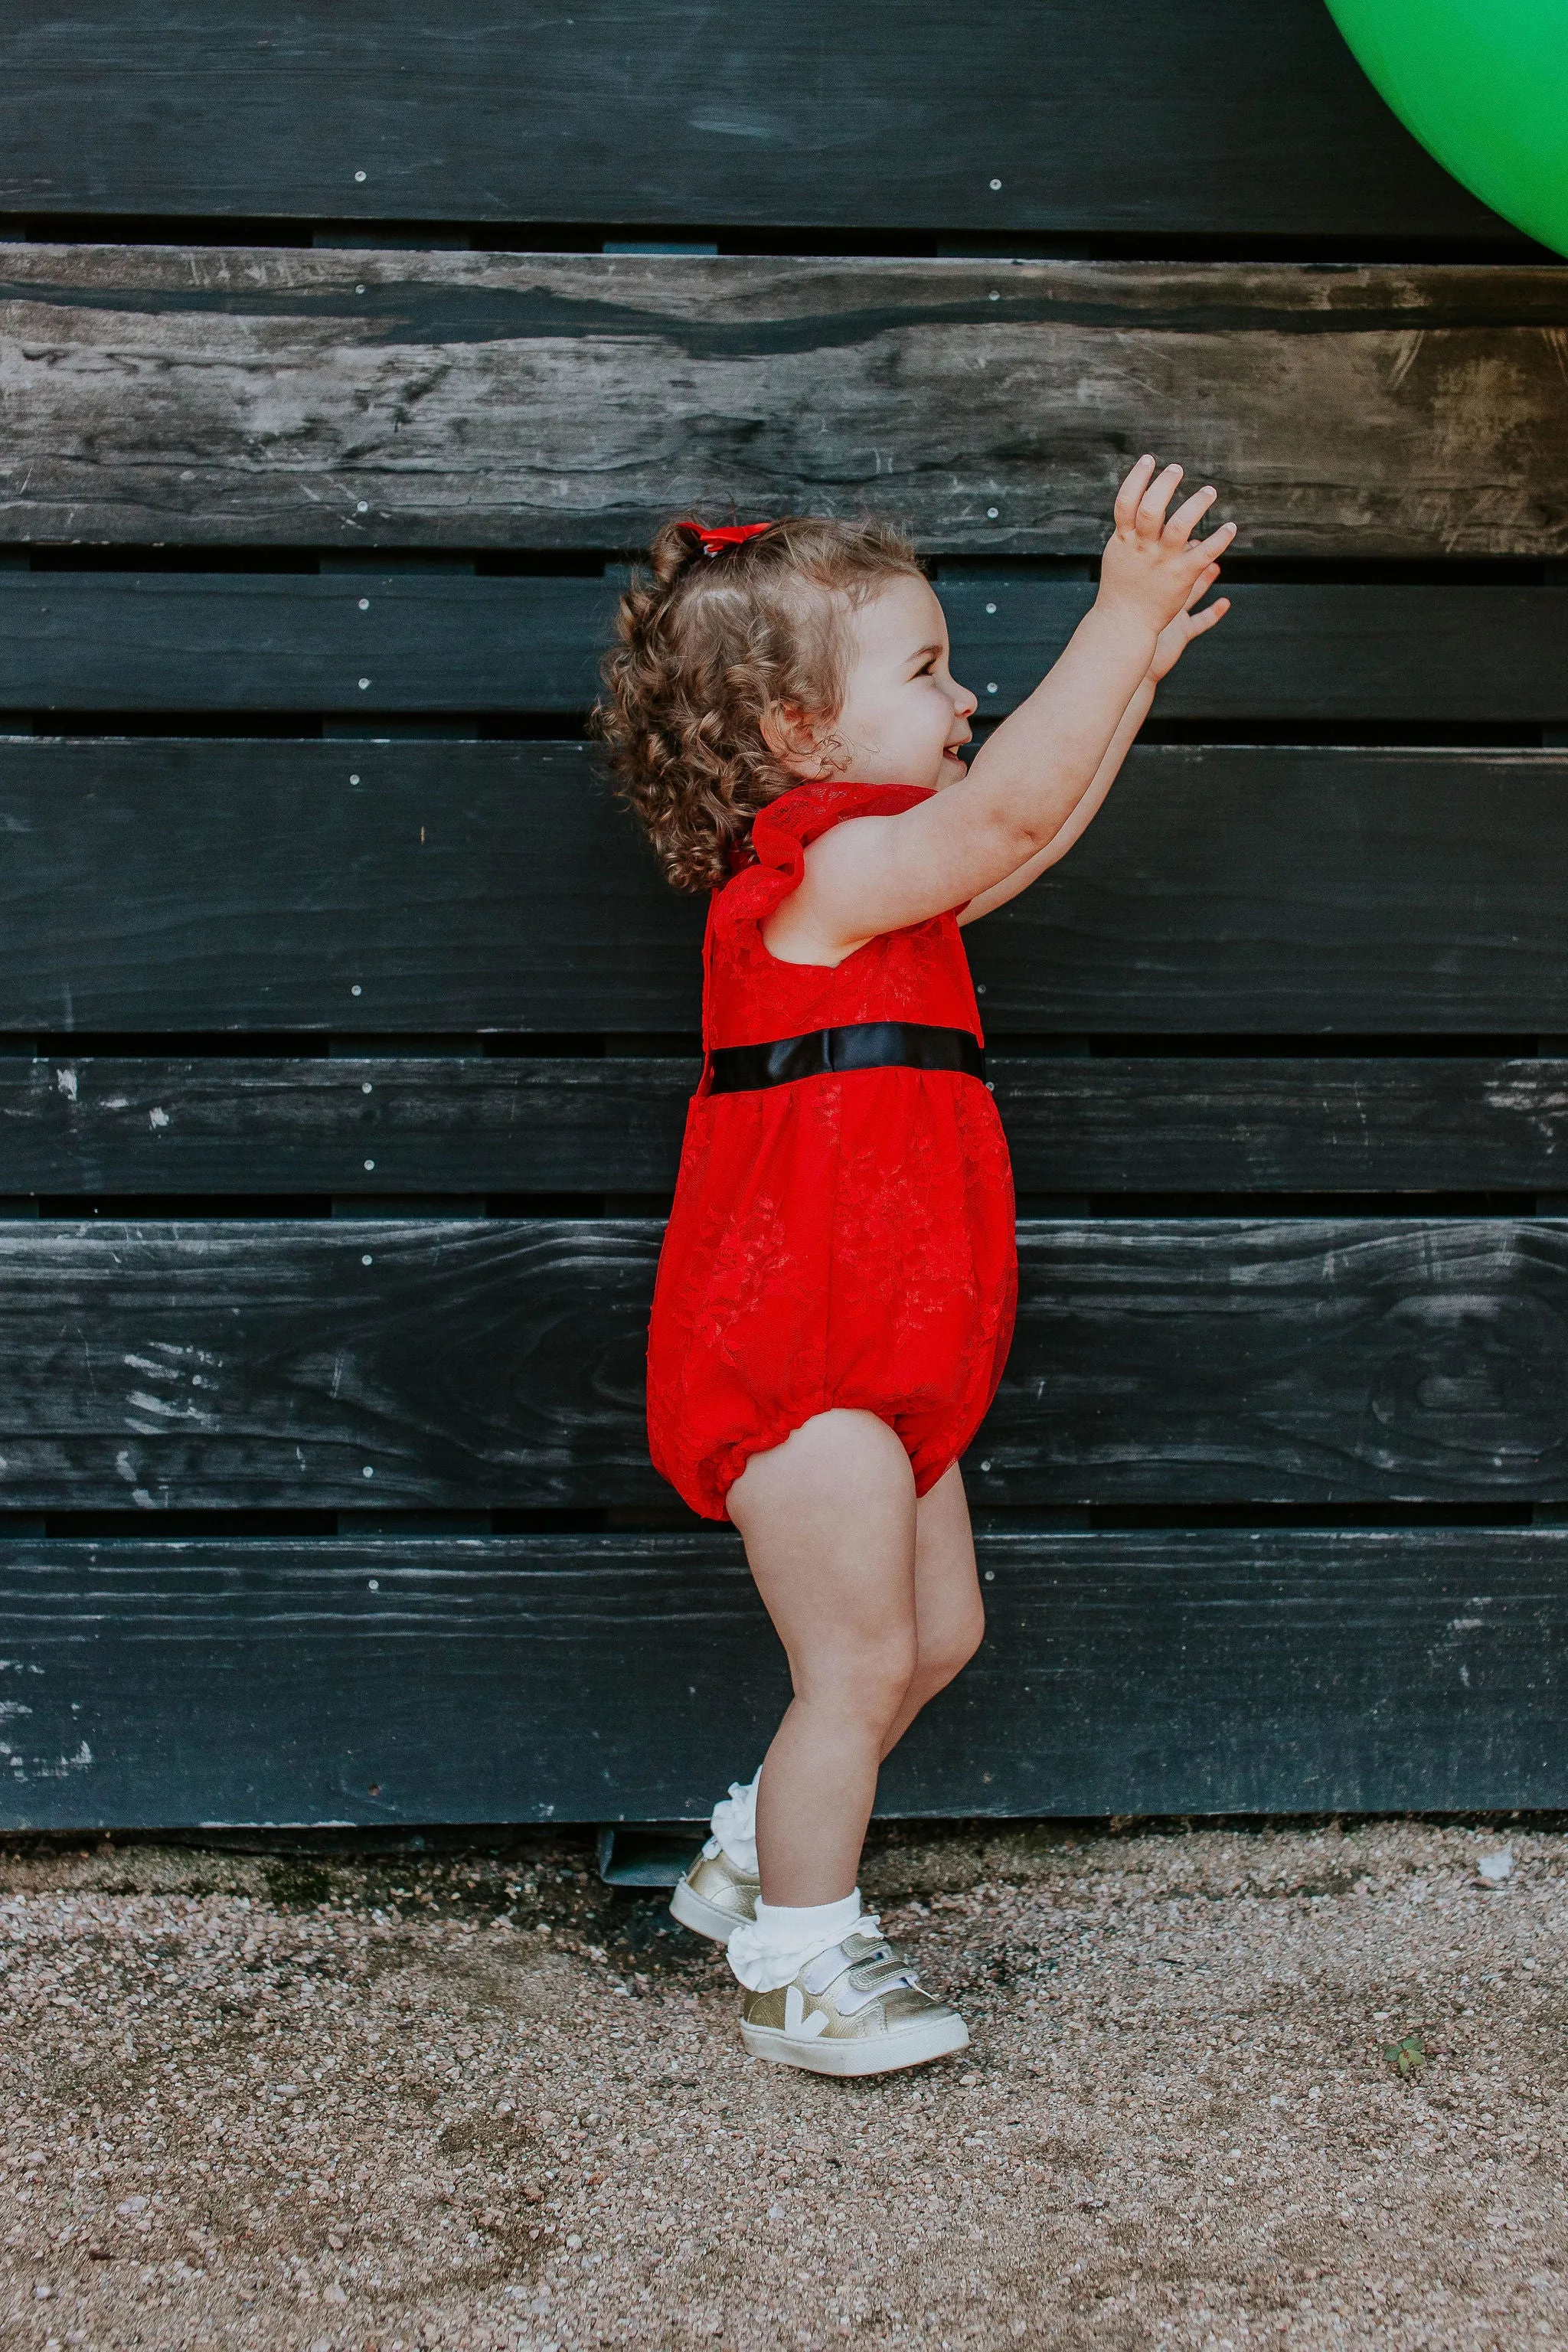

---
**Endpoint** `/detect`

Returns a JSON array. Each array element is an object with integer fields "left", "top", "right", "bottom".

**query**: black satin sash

[{"left": 707, "top": 1020, "right": 985, "bottom": 1095}]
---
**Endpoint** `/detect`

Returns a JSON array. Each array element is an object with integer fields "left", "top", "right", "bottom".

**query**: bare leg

[
  {"left": 726, "top": 1409, "right": 920, "bottom": 1908},
  {"left": 879, "top": 1461, "right": 985, "bottom": 1758}
]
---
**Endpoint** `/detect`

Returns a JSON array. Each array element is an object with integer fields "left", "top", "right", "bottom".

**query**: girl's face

[{"left": 792, "top": 575, "right": 978, "bottom": 792}]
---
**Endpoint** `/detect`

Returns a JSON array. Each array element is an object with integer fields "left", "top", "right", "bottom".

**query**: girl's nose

[{"left": 954, "top": 682, "right": 978, "bottom": 720}]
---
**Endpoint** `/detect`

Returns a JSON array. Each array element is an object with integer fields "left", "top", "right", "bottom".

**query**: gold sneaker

[
  {"left": 740, "top": 1929, "right": 969, "bottom": 2077},
  {"left": 668, "top": 1838, "right": 760, "bottom": 1942}
]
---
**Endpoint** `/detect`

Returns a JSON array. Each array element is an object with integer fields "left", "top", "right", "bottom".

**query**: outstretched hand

[
  {"left": 1097, "top": 455, "right": 1235, "bottom": 648},
  {"left": 1148, "top": 562, "right": 1231, "bottom": 683}
]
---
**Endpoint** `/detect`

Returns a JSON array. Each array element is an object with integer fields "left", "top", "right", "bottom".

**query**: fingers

[
  {"left": 1135, "top": 461, "right": 1185, "bottom": 537},
  {"left": 1186, "top": 595, "right": 1230, "bottom": 637},
  {"left": 1113, "top": 455, "right": 1158, "bottom": 533},
  {"left": 1183, "top": 564, "right": 1221, "bottom": 612},
  {"left": 1188, "top": 516, "right": 1236, "bottom": 563},
  {"left": 1166, "top": 482, "right": 1218, "bottom": 545}
]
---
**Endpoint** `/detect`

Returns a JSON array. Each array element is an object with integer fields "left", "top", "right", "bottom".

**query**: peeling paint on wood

[{"left": 1, "top": 253, "right": 1564, "bottom": 551}]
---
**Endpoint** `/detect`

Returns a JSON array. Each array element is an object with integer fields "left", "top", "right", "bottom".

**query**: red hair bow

[{"left": 679, "top": 519, "right": 775, "bottom": 557}]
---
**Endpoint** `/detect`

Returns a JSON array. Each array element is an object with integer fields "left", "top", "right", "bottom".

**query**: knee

[
  {"left": 804, "top": 1625, "right": 920, "bottom": 1737},
  {"left": 914, "top": 1595, "right": 986, "bottom": 1696}
]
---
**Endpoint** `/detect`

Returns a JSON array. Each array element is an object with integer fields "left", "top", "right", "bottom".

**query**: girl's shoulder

[{"left": 716, "top": 780, "right": 933, "bottom": 923}]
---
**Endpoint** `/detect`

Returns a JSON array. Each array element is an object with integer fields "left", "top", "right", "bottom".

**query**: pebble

[{"left": 2, "top": 1819, "right": 1565, "bottom": 2347}]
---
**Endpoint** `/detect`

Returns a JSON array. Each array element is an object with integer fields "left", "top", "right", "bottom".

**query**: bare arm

[
  {"left": 958, "top": 559, "right": 1230, "bottom": 925},
  {"left": 777, "top": 459, "right": 1234, "bottom": 959},
  {"left": 958, "top": 678, "right": 1154, "bottom": 924}
]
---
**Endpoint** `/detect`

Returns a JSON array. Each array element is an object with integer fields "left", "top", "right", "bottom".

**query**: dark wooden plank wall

[
  {"left": 2, "top": 1, "right": 1566, "bottom": 1831},
  {"left": 0, "top": 2, "right": 1508, "bottom": 236}
]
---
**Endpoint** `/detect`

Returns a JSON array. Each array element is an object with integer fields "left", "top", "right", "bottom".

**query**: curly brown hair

[{"left": 593, "top": 514, "right": 924, "bottom": 893}]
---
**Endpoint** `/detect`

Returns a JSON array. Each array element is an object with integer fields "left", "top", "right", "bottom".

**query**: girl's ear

[{"left": 760, "top": 700, "right": 829, "bottom": 778}]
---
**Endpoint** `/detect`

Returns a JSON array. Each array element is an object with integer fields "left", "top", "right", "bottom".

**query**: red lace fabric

[{"left": 645, "top": 780, "right": 1018, "bottom": 1521}]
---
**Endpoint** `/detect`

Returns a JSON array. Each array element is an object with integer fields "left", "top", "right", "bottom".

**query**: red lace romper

[{"left": 645, "top": 780, "right": 1018, "bottom": 1522}]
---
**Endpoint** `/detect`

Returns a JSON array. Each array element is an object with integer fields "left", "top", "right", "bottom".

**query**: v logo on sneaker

[{"left": 783, "top": 1984, "right": 829, "bottom": 2040}]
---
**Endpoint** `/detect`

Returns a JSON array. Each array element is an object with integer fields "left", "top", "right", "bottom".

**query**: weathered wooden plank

[
  {"left": 9, "top": 1055, "right": 1568, "bottom": 1197},
  {"left": 3, "top": 252, "right": 1565, "bottom": 554},
  {"left": 0, "top": 1217, "right": 1563, "bottom": 1509},
  {"left": 0, "top": 2, "right": 1501, "bottom": 237},
  {"left": 0, "top": 738, "right": 707, "bottom": 1034},
  {"left": 2, "top": 740, "right": 1567, "bottom": 1035},
  {"left": 942, "top": 579, "right": 1568, "bottom": 726},
  {"left": 4, "top": 1527, "right": 1567, "bottom": 1830},
  {"left": 5, "top": 572, "right": 1566, "bottom": 720},
  {"left": 0, "top": 570, "right": 616, "bottom": 713}
]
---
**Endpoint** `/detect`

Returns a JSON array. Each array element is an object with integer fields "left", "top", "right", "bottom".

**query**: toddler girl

[{"left": 597, "top": 459, "right": 1232, "bottom": 2075}]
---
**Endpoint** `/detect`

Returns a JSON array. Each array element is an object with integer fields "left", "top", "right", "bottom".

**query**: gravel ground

[{"left": 4, "top": 1816, "right": 1568, "bottom": 2350}]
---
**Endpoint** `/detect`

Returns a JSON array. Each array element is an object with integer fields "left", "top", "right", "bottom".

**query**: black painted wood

[
  {"left": 9, "top": 1055, "right": 1568, "bottom": 1197},
  {"left": 942, "top": 579, "right": 1568, "bottom": 726},
  {"left": 0, "top": 570, "right": 616, "bottom": 714},
  {"left": 5, "top": 573, "right": 1566, "bottom": 721},
  {"left": 4, "top": 740, "right": 1568, "bottom": 1036},
  {"left": 0, "top": 738, "right": 706, "bottom": 1034},
  {"left": 0, "top": 2, "right": 1502, "bottom": 238},
  {"left": 5, "top": 1527, "right": 1567, "bottom": 1831},
  {"left": 5, "top": 252, "right": 1565, "bottom": 554},
  {"left": 0, "top": 1217, "right": 1563, "bottom": 1510}
]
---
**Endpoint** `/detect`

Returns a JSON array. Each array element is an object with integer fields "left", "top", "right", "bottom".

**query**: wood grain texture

[
  {"left": 0, "top": 1217, "right": 1564, "bottom": 1509},
  {"left": 0, "top": 2, "right": 1500, "bottom": 237},
  {"left": 3, "top": 251, "right": 1565, "bottom": 553},
  {"left": 8, "top": 1055, "right": 1568, "bottom": 1197},
  {"left": 5, "top": 1527, "right": 1567, "bottom": 1830},
  {"left": 3, "top": 740, "right": 1568, "bottom": 1036},
  {"left": 5, "top": 571, "right": 1566, "bottom": 720}
]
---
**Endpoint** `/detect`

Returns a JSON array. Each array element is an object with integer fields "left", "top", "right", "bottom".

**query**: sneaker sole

[
  {"left": 739, "top": 2010, "right": 969, "bottom": 2078},
  {"left": 668, "top": 1875, "right": 755, "bottom": 1944}
]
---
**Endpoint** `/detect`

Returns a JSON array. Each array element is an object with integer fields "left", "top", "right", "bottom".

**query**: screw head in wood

[
  {"left": 354, "top": 169, "right": 367, "bottom": 182},
  {"left": 988, "top": 178, "right": 1002, "bottom": 191}
]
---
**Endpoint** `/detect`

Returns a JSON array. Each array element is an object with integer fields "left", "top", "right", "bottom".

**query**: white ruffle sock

[
  {"left": 727, "top": 1892, "right": 877, "bottom": 1991},
  {"left": 707, "top": 1768, "right": 762, "bottom": 1876}
]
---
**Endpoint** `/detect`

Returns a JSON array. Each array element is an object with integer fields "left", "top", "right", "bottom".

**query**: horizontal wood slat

[
  {"left": 4, "top": 573, "right": 1566, "bottom": 721},
  {"left": 4, "top": 1527, "right": 1566, "bottom": 1830},
  {"left": 8, "top": 1055, "right": 1568, "bottom": 1197},
  {"left": 0, "top": 3, "right": 1501, "bottom": 239},
  {"left": 1, "top": 741, "right": 1566, "bottom": 1034},
  {"left": 0, "top": 1217, "right": 1562, "bottom": 1508},
  {"left": 4, "top": 253, "right": 1565, "bottom": 553}
]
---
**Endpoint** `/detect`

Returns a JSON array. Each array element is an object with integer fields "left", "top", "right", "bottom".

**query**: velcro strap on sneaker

[{"left": 798, "top": 1925, "right": 882, "bottom": 1993}]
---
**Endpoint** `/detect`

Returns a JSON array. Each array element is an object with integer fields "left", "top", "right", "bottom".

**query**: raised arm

[
  {"left": 770, "top": 459, "right": 1233, "bottom": 962},
  {"left": 958, "top": 558, "right": 1230, "bottom": 926}
]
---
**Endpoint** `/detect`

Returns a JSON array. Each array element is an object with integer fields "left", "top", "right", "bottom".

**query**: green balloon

[{"left": 1325, "top": 0, "right": 1568, "bottom": 256}]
